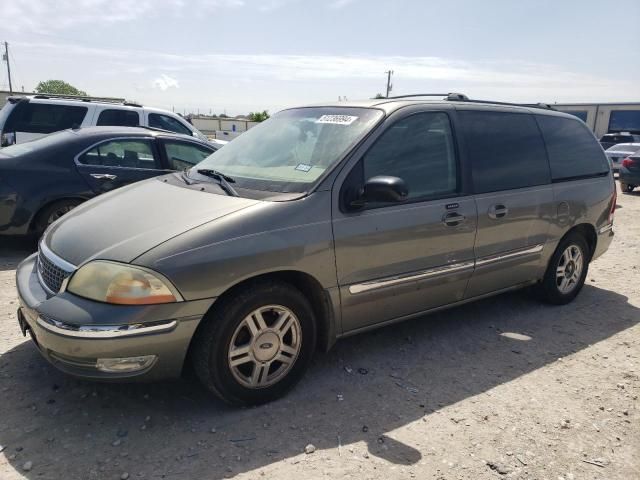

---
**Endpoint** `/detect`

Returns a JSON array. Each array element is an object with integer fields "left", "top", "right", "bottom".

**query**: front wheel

[
  {"left": 34, "top": 199, "right": 82, "bottom": 237},
  {"left": 192, "top": 281, "right": 316, "bottom": 406},
  {"left": 538, "top": 233, "right": 589, "bottom": 305}
]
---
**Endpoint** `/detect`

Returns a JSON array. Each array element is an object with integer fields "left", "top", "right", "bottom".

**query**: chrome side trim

[
  {"left": 348, "top": 243, "right": 545, "bottom": 295},
  {"left": 37, "top": 316, "right": 178, "bottom": 338},
  {"left": 598, "top": 223, "right": 613, "bottom": 234},
  {"left": 475, "top": 243, "right": 544, "bottom": 267},
  {"left": 348, "top": 261, "right": 475, "bottom": 295},
  {"left": 39, "top": 241, "right": 77, "bottom": 272}
]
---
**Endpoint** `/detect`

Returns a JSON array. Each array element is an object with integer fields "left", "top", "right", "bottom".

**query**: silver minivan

[{"left": 16, "top": 94, "right": 616, "bottom": 405}]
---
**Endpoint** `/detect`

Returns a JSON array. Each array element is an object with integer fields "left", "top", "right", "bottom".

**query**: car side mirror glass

[{"left": 350, "top": 175, "right": 409, "bottom": 208}]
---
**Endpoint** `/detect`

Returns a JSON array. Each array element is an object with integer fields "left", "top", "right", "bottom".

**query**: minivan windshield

[{"left": 192, "top": 107, "right": 383, "bottom": 193}]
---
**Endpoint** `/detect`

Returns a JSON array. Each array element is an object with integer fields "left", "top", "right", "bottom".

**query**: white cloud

[
  {"left": 152, "top": 74, "right": 180, "bottom": 91},
  {"left": 329, "top": 0, "right": 358, "bottom": 9}
]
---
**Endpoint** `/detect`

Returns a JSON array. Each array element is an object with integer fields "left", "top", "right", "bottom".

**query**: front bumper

[{"left": 15, "top": 253, "right": 215, "bottom": 381}]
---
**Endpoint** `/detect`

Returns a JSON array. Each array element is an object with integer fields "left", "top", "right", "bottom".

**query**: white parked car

[
  {"left": 0, "top": 94, "right": 209, "bottom": 147},
  {"left": 605, "top": 143, "right": 640, "bottom": 172}
]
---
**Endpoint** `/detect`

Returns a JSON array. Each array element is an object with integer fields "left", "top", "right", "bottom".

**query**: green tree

[
  {"left": 35, "top": 80, "right": 88, "bottom": 97},
  {"left": 248, "top": 110, "right": 270, "bottom": 122},
  {"left": 374, "top": 93, "right": 385, "bottom": 99}
]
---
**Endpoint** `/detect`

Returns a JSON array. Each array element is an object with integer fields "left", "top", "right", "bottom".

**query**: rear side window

[
  {"left": 97, "top": 109, "right": 140, "bottom": 127},
  {"left": 536, "top": 115, "right": 609, "bottom": 181},
  {"left": 79, "top": 139, "right": 160, "bottom": 169},
  {"left": 362, "top": 112, "right": 457, "bottom": 201},
  {"left": 458, "top": 111, "right": 550, "bottom": 193},
  {"left": 148, "top": 113, "right": 192, "bottom": 135},
  {"left": 4, "top": 102, "right": 88, "bottom": 134}
]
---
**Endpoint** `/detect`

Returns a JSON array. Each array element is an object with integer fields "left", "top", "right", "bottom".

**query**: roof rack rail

[
  {"left": 385, "top": 92, "right": 468, "bottom": 100},
  {"left": 382, "top": 92, "right": 553, "bottom": 110},
  {"left": 448, "top": 97, "right": 554, "bottom": 110},
  {"left": 31, "top": 93, "right": 130, "bottom": 104}
]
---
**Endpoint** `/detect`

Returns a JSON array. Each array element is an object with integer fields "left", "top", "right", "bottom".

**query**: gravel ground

[{"left": 0, "top": 184, "right": 638, "bottom": 480}]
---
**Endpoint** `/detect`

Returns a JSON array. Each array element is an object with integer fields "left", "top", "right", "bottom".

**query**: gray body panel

[{"left": 14, "top": 97, "right": 616, "bottom": 383}]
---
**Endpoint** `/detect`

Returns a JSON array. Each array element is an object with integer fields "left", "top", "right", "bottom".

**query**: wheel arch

[
  {"left": 565, "top": 223, "right": 597, "bottom": 260},
  {"left": 190, "top": 270, "right": 337, "bottom": 356},
  {"left": 29, "top": 196, "right": 88, "bottom": 233}
]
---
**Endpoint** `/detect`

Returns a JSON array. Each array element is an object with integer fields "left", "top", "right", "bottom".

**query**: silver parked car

[
  {"left": 16, "top": 94, "right": 616, "bottom": 405},
  {"left": 605, "top": 143, "right": 640, "bottom": 172}
]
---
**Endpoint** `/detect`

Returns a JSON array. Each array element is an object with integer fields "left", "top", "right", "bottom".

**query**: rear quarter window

[
  {"left": 4, "top": 102, "right": 88, "bottom": 134},
  {"left": 97, "top": 109, "right": 140, "bottom": 127},
  {"left": 536, "top": 115, "right": 609, "bottom": 181},
  {"left": 458, "top": 110, "right": 550, "bottom": 193}
]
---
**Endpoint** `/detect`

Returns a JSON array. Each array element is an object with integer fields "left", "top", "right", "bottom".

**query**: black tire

[
  {"left": 34, "top": 199, "right": 82, "bottom": 237},
  {"left": 625, "top": 184, "right": 635, "bottom": 193},
  {"left": 192, "top": 280, "right": 317, "bottom": 406},
  {"left": 538, "top": 232, "right": 590, "bottom": 305}
]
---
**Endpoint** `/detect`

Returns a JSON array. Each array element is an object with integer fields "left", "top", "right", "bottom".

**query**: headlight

[{"left": 67, "top": 261, "right": 182, "bottom": 305}]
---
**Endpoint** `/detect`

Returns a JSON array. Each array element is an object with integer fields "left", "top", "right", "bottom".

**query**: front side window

[
  {"left": 537, "top": 115, "right": 609, "bottom": 181},
  {"left": 79, "top": 139, "right": 159, "bottom": 169},
  {"left": 164, "top": 141, "right": 213, "bottom": 170},
  {"left": 458, "top": 110, "right": 550, "bottom": 194},
  {"left": 4, "top": 102, "right": 88, "bottom": 134},
  {"left": 362, "top": 112, "right": 457, "bottom": 201},
  {"left": 97, "top": 109, "right": 140, "bottom": 127},
  {"left": 149, "top": 114, "right": 192, "bottom": 135},
  {"left": 194, "top": 107, "right": 383, "bottom": 193}
]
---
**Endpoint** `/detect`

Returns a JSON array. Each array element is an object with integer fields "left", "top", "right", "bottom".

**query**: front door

[
  {"left": 458, "top": 109, "right": 554, "bottom": 298},
  {"left": 332, "top": 109, "right": 477, "bottom": 334},
  {"left": 75, "top": 138, "right": 166, "bottom": 193}
]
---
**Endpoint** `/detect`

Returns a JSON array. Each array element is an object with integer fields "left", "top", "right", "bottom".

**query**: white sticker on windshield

[
  {"left": 316, "top": 115, "right": 359, "bottom": 125},
  {"left": 295, "top": 163, "right": 312, "bottom": 172}
]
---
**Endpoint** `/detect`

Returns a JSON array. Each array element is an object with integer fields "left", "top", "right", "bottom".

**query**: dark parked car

[
  {"left": 619, "top": 152, "right": 640, "bottom": 192},
  {"left": 0, "top": 126, "right": 218, "bottom": 236},
  {"left": 599, "top": 132, "right": 640, "bottom": 150}
]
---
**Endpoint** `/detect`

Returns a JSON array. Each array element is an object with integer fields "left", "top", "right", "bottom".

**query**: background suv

[{"left": 0, "top": 95, "right": 210, "bottom": 147}]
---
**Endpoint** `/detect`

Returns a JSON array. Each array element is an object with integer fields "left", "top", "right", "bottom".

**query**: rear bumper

[
  {"left": 15, "top": 253, "right": 215, "bottom": 381},
  {"left": 593, "top": 224, "right": 614, "bottom": 261},
  {"left": 619, "top": 168, "right": 640, "bottom": 185}
]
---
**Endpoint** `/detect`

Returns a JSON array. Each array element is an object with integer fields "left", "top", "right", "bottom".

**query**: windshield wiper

[{"left": 196, "top": 169, "right": 238, "bottom": 197}]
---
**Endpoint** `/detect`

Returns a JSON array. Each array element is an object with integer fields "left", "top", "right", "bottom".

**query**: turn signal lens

[{"left": 67, "top": 261, "right": 181, "bottom": 305}]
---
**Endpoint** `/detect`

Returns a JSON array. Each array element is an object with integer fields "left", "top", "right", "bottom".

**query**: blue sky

[{"left": 3, "top": 0, "right": 639, "bottom": 115}]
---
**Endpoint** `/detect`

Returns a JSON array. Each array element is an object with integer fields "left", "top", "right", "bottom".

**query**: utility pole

[
  {"left": 385, "top": 70, "right": 393, "bottom": 98},
  {"left": 3, "top": 42, "right": 12, "bottom": 93}
]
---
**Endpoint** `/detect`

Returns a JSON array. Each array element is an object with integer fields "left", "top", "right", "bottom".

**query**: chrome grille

[{"left": 37, "top": 247, "right": 73, "bottom": 294}]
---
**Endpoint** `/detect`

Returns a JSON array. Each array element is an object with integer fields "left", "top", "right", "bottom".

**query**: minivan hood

[{"left": 45, "top": 178, "right": 260, "bottom": 266}]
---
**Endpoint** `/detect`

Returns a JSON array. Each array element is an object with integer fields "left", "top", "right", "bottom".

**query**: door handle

[
  {"left": 443, "top": 212, "right": 466, "bottom": 227},
  {"left": 90, "top": 173, "right": 117, "bottom": 180},
  {"left": 488, "top": 204, "right": 508, "bottom": 219}
]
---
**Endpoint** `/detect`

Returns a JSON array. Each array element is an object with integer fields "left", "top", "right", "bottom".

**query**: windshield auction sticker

[{"left": 315, "top": 115, "right": 359, "bottom": 125}]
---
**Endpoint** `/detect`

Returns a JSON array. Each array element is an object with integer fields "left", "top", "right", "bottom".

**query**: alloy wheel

[
  {"left": 555, "top": 244, "right": 584, "bottom": 294},
  {"left": 227, "top": 305, "right": 301, "bottom": 388}
]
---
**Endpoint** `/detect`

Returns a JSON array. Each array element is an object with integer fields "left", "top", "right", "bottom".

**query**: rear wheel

[
  {"left": 625, "top": 183, "right": 635, "bottom": 193},
  {"left": 538, "top": 233, "right": 589, "bottom": 305},
  {"left": 34, "top": 199, "right": 82, "bottom": 238},
  {"left": 192, "top": 281, "right": 316, "bottom": 406}
]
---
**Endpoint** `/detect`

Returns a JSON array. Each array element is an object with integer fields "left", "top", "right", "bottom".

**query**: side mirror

[{"left": 350, "top": 175, "right": 409, "bottom": 208}]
